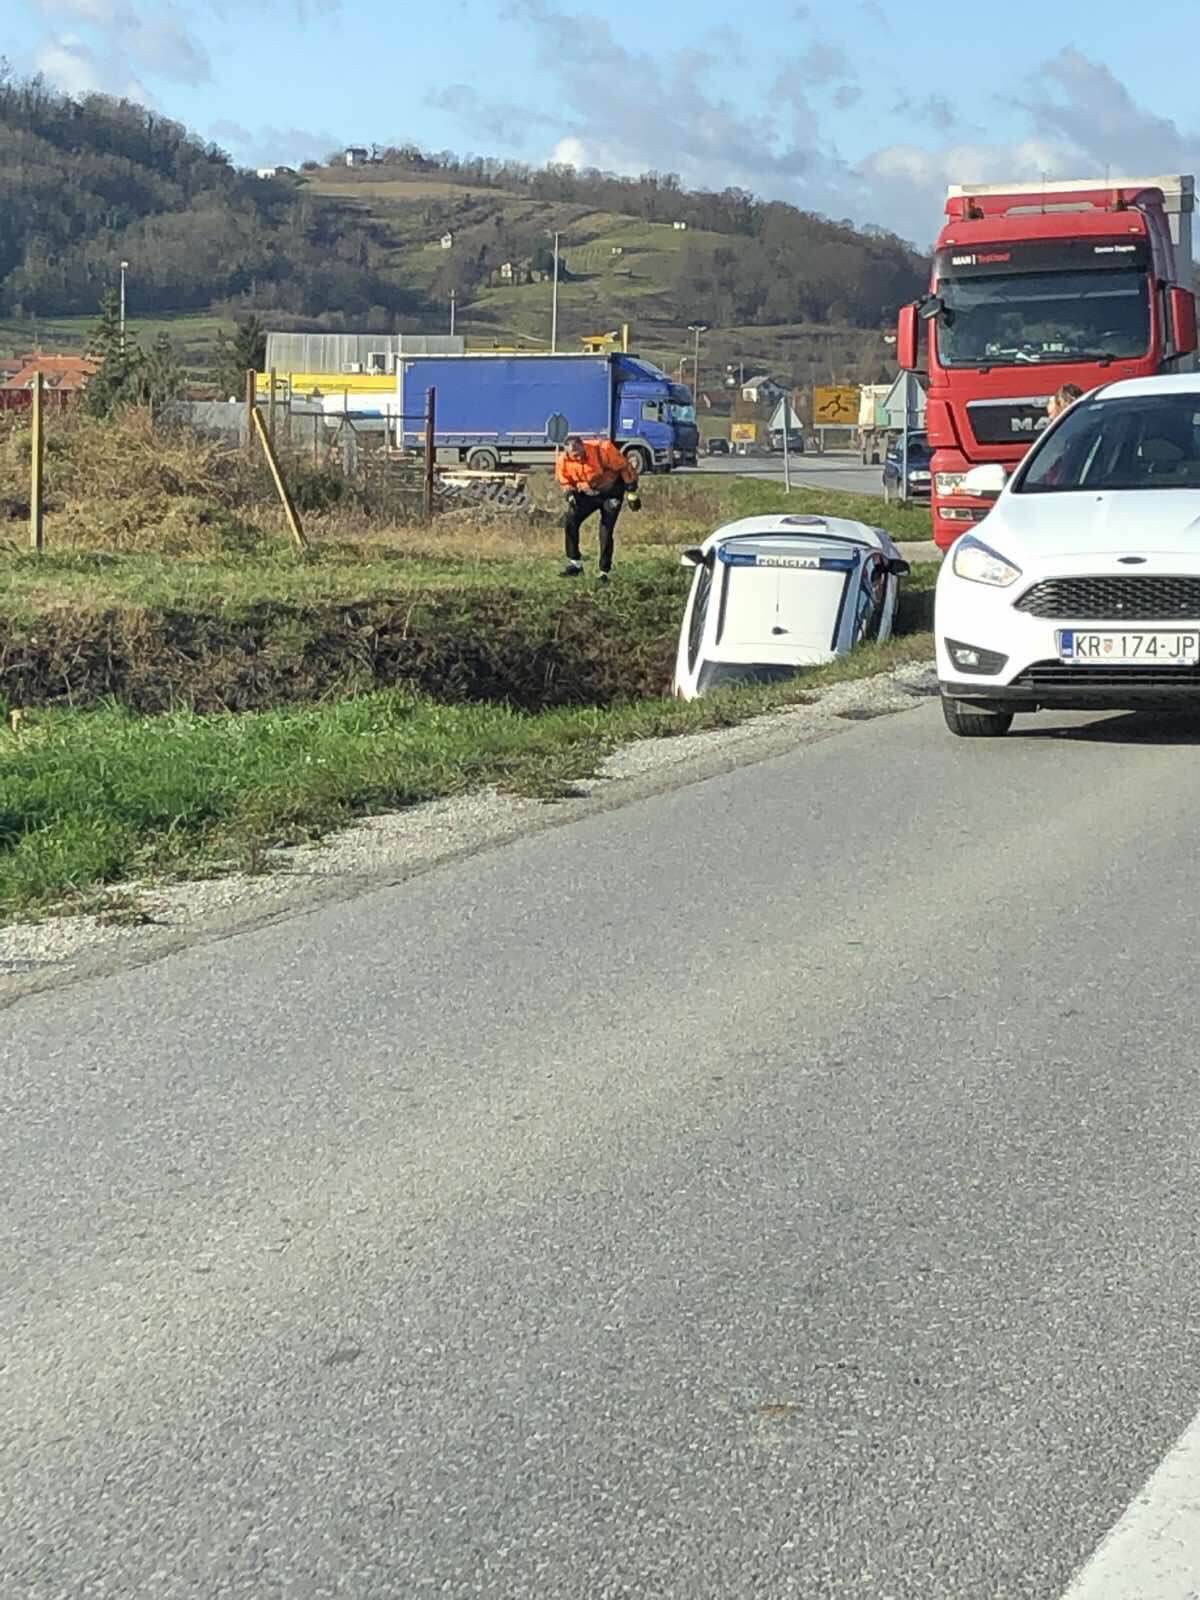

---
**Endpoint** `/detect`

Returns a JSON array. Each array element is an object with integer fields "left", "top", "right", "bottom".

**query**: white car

[
  {"left": 673, "top": 514, "right": 910, "bottom": 699},
  {"left": 936, "top": 373, "right": 1200, "bottom": 737}
]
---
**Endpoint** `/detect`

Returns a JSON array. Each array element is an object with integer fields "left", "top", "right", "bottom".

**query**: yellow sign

[
  {"left": 731, "top": 421, "right": 757, "bottom": 443},
  {"left": 813, "top": 384, "right": 858, "bottom": 425}
]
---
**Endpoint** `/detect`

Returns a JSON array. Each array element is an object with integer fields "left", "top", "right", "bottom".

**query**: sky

[{"left": 9, "top": 0, "right": 1200, "bottom": 248}]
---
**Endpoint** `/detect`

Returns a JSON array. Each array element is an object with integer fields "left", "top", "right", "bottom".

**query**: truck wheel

[
  {"left": 467, "top": 447, "right": 499, "bottom": 471},
  {"left": 941, "top": 695, "right": 1014, "bottom": 738},
  {"left": 623, "top": 445, "right": 651, "bottom": 475}
]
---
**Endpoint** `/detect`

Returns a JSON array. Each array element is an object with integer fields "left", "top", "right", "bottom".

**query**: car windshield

[
  {"left": 1016, "top": 393, "right": 1200, "bottom": 494},
  {"left": 935, "top": 269, "right": 1150, "bottom": 368}
]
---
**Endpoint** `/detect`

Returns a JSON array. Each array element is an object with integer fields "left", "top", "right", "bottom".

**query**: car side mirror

[
  {"left": 886, "top": 557, "right": 911, "bottom": 577},
  {"left": 962, "top": 463, "right": 1007, "bottom": 499},
  {"left": 680, "top": 546, "right": 707, "bottom": 567}
]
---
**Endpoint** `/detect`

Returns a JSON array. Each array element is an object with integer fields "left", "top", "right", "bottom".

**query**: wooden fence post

[
  {"left": 29, "top": 372, "right": 45, "bottom": 552},
  {"left": 424, "top": 386, "right": 436, "bottom": 520},
  {"left": 251, "top": 405, "right": 308, "bottom": 549},
  {"left": 244, "top": 368, "right": 257, "bottom": 456}
]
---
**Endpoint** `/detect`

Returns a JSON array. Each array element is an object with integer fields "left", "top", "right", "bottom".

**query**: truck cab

[
  {"left": 897, "top": 176, "right": 1198, "bottom": 550},
  {"left": 613, "top": 357, "right": 699, "bottom": 469}
]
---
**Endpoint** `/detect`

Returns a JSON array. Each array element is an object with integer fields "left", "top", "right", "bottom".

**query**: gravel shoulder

[{"left": 0, "top": 661, "right": 936, "bottom": 1007}]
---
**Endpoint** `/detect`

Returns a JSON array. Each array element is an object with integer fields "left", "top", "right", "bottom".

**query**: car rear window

[{"left": 715, "top": 563, "right": 846, "bottom": 649}]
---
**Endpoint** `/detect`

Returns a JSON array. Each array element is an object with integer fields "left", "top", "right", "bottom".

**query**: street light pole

[
  {"left": 119, "top": 259, "right": 129, "bottom": 354},
  {"left": 551, "top": 231, "right": 560, "bottom": 353},
  {"left": 687, "top": 323, "right": 707, "bottom": 401},
  {"left": 449, "top": 289, "right": 456, "bottom": 337}
]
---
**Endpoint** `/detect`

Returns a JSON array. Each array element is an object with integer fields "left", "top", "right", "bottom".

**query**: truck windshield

[
  {"left": 1016, "top": 394, "right": 1200, "bottom": 494},
  {"left": 669, "top": 403, "right": 696, "bottom": 423},
  {"left": 935, "top": 269, "right": 1151, "bottom": 367}
]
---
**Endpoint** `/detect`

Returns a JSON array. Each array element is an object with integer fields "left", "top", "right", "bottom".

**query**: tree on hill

[
  {"left": 214, "top": 314, "right": 267, "bottom": 396},
  {"left": 84, "top": 293, "right": 182, "bottom": 415},
  {"left": 0, "top": 72, "right": 422, "bottom": 322}
]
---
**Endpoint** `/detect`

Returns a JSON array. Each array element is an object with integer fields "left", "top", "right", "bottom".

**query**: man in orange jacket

[{"left": 554, "top": 435, "right": 641, "bottom": 581}]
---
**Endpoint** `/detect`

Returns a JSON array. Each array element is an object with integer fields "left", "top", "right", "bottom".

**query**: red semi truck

[{"left": 897, "top": 176, "right": 1198, "bottom": 550}]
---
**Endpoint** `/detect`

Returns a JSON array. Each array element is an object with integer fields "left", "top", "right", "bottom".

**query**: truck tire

[
  {"left": 623, "top": 444, "right": 651, "bottom": 475},
  {"left": 467, "top": 447, "right": 500, "bottom": 471},
  {"left": 940, "top": 695, "right": 1014, "bottom": 738}
]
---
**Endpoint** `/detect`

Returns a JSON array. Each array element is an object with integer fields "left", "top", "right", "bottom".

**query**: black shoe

[{"left": 559, "top": 562, "right": 583, "bottom": 578}]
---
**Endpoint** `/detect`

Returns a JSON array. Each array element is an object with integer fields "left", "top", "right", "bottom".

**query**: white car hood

[{"left": 985, "top": 489, "right": 1200, "bottom": 561}]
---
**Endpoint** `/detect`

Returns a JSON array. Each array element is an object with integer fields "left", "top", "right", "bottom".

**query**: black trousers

[{"left": 564, "top": 483, "right": 624, "bottom": 573}]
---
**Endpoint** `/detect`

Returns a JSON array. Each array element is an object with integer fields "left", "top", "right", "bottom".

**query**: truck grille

[{"left": 1014, "top": 576, "right": 1200, "bottom": 620}]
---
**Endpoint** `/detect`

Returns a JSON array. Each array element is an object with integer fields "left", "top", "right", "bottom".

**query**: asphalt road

[
  {"left": 690, "top": 450, "right": 888, "bottom": 498},
  {"left": 8, "top": 701, "right": 1200, "bottom": 1597}
]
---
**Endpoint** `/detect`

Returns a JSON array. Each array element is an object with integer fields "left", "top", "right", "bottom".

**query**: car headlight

[
  {"left": 951, "top": 536, "right": 1022, "bottom": 587},
  {"left": 936, "top": 471, "right": 967, "bottom": 495}
]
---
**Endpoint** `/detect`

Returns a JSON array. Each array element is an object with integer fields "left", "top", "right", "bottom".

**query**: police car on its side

[
  {"left": 673, "top": 515, "right": 911, "bottom": 700},
  {"left": 936, "top": 374, "right": 1200, "bottom": 736}
]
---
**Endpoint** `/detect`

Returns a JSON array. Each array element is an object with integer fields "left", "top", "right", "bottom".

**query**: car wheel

[{"left": 941, "top": 694, "right": 1014, "bottom": 738}]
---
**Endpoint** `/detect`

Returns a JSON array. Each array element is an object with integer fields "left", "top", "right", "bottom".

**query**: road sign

[
  {"left": 882, "top": 372, "right": 926, "bottom": 430},
  {"left": 546, "top": 412, "right": 569, "bottom": 444},
  {"left": 769, "top": 398, "right": 803, "bottom": 433},
  {"left": 731, "top": 421, "right": 757, "bottom": 443},
  {"left": 813, "top": 385, "right": 858, "bottom": 425}
]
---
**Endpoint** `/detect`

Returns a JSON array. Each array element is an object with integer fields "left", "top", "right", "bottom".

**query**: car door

[
  {"left": 852, "top": 553, "right": 889, "bottom": 645},
  {"left": 676, "top": 558, "right": 715, "bottom": 694}
]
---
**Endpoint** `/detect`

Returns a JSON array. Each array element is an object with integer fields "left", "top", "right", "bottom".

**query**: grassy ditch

[
  {"left": 0, "top": 634, "right": 935, "bottom": 918},
  {"left": 0, "top": 413, "right": 939, "bottom": 917}
]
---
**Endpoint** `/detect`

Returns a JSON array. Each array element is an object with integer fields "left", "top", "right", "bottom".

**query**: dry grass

[{"left": 0, "top": 409, "right": 731, "bottom": 562}]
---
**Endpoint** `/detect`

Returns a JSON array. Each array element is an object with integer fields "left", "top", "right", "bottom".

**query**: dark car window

[
  {"left": 1016, "top": 393, "right": 1200, "bottom": 493},
  {"left": 853, "top": 556, "right": 887, "bottom": 643},
  {"left": 687, "top": 564, "right": 713, "bottom": 672},
  {"left": 697, "top": 660, "right": 801, "bottom": 692}
]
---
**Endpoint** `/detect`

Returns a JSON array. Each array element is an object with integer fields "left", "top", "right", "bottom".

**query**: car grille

[
  {"left": 1012, "top": 660, "right": 1200, "bottom": 691},
  {"left": 1014, "top": 576, "right": 1200, "bottom": 620}
]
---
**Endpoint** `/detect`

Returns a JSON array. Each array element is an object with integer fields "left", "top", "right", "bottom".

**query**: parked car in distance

[
  {"left": 706, "top": 436, "right": 731, "bottom": 456},
  {"left": 674, "top": 514, "right": 910, "bottom": 699},
  {"left": 882, "top": 431, "right": 932, "bottom": 501},
  {"left": 768, "top": 428, "right": 805, "bottom": 454},
  {"left": 936, "top": 373, "right": 1200, "bottom": 738}
]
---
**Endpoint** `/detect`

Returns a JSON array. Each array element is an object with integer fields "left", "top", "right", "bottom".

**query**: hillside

[{"left": 0, "top": 74, "right": 926, "bottom": 389}]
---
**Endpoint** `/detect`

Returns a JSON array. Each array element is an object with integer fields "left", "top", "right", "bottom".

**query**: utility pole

[
  {"left": 449, "top": 289, "right": 456, "bottom": 337},
  {"left": 551, "top": 231, "right": 560, "bottom": 353},
  {"left": 119, "top": 259, "right": 129, "bottom": 354},
  {"left": 687, "top": 322, "right": 708, "bottom": 401}
]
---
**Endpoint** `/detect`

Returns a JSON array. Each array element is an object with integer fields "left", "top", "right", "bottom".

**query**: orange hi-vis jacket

[{"left": 555, "top": 438, "right": 637, "bottom": 495}]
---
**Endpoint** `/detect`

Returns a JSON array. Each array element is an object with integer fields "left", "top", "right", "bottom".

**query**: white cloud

[
  {"left": 486, "top": 15, "right": 1200, "bottom": 248},
  {"left": 35, "top": 35, "right": 105, "bottom": 95},
  {"left": 210, "top": 118, "right": 344, "bottom": 168},
  {"left": 31, "top": 0, "right": 336, "bottom": 97}
]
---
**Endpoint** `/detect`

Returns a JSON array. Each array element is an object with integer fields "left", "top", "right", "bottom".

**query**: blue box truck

[{"left": 393, "top": 353, "right": 699, "bottom": 473}]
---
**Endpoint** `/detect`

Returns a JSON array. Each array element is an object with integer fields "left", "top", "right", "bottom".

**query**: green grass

[
  {"left": 726, "top": 478, "right": 935, "bottom": 541},
  {"left": 0, "top": 453, "right": 939, "bottom": 916},
  {"left": 0, "top": 475, "right": 934, "bottom": 618},
  {"left": 0, "top": 311, "right": 235, "bottom": 384},
  {"left": 0, "top": 633, "right": 934, "bottom": 918}
]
